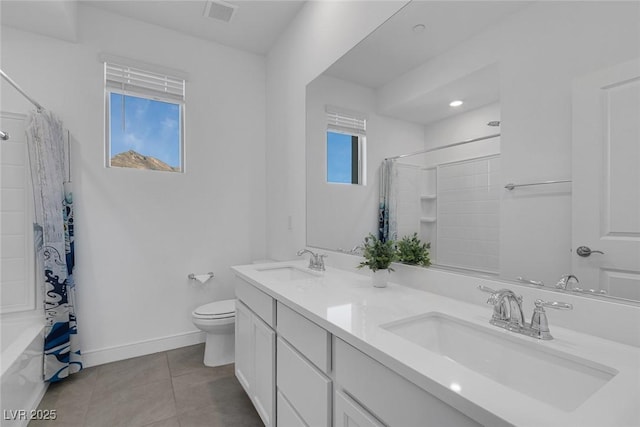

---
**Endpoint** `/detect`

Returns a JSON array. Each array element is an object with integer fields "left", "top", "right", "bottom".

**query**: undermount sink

[
  {"left": 255, "top": 266, "right": 319, "bottom": 281},
  {"left": 381, "top": 312, "right": 617, "bottom": 411}
]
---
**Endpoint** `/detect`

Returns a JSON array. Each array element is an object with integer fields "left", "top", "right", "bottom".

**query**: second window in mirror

[{"left": 326, "top": 106, "right": 366, "bottom": 185}]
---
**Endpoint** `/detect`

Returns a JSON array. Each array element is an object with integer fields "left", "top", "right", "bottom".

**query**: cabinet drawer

[
  {"left": 277, "top": 302, "right": 331, "bottom": 373},
  {"left": 277, "top": 337, "right": 332, "bottom": 427},
  {"left": 334, "top": 338, "right": 481, "bottom": 427},
  {"left": 277, "top": 391, "right": 308, "bottom": 427},
  {"left": 234, "top": 276, "right": 275, "bottom": 327}
]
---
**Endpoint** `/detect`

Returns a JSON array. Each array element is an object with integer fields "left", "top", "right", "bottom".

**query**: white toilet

[{"left": 191, "top": 299, "right": 236, "bottom": 367}]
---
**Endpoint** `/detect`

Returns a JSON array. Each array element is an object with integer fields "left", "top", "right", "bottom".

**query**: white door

[{"left": 572, "top": 59, "right": 640, "bottom": 300}]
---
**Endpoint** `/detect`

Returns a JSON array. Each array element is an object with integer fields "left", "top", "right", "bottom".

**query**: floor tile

[
  {"left": 30, "top": 367, "right": 98, "bottom": 426},
  {"left": 142, "top": 416, "right": 180, "bottom": 427},
  {"left": 94, "top": 352, "right": 167, "bottom": 379},
  {"left": 43, "top": 367, "right": 98, "bottom": 401},
  {"left": 93, "top": 353, "right": 170, "bottom": 397},
  {"left": 84, "top": 379, "right": 176, "bottom": 427},
  {"left": 172, "top": 364, "right": 236, "bottom": 414},
  {"left": 28, "top": 346, "right": 260, "bottom": 427},
  {"left": 177, "top": 396, "right": 262, "bottom": 427},
  {"left": 28, "top": 421, "right": 83, "bottom": 427},
  {"left": 166, "top": 344, "right": 208, "bottom": 378}
]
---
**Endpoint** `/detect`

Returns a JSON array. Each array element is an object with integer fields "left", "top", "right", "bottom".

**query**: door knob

[{"left": 576, "top": 246, "right": 605, "bottom": 257}]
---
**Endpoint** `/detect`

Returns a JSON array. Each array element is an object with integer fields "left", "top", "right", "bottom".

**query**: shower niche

[{"left": 419, "top": 167, "right": 437, "bottom": 261}]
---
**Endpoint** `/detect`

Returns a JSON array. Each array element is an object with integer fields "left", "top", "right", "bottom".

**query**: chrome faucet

[
  {"left": 479, "top": 286, "right": 525, "bottom": 330},
  {"left": 555, "top": 274, "right": 607, "bottom": 295},
  {"left": 297, "top": 249, "right": 327, "bottom": 271},
  {"left": 478, "top": 285, "right": 573, "bottom": 340},
  {"left": 555, "top": 274, "right": 579, "bottom": 290},
  {"left": 337, "top": 245, "right": 363, "bottom": 255}
]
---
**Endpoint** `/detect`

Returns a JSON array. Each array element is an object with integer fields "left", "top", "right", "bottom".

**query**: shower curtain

[
  {"left": 378, "top": 159, "right": 398, "bottom": 242},
  {"left": 26, "top": 110, "right": 83, "bottom": 382}
]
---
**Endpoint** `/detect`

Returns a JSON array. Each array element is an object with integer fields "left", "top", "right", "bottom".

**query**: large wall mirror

[{"left": 306, "top": 1, "right": 640, "bottom": 304}]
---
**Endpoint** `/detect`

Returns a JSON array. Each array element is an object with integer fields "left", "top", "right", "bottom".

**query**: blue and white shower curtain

[
  {"left": 26, "top": 110, "right": 82, "bottom": 382},
  {"left": 378, "top": 159, "right": 398, "bottom": 242}
]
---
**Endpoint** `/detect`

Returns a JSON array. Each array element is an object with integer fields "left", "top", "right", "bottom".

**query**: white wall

[
  {"left": 306, "top": 75, "right": 424, "bottom": 251},
  {"left": 1, "top": 5, "right": 266, "bottom": 365},
  {"left": 265, "top": 0, "right": 409, "bottom": 261},
  {"left": 414, "top": 102, "right": 501, "bottom": 170},
  {"left": 423, "top": 102, "right": 500, "bottom": 150},
  {"left": 379, "top": 2, "right": 640, "bottom": 286}
]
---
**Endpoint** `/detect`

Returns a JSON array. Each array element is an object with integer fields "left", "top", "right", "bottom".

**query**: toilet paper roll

[
  {"left": 188, "top": 272, "right": 214, "bottom": 283},
  {"left": 193, "top": 275, "right": 211, "bottom": 284}
]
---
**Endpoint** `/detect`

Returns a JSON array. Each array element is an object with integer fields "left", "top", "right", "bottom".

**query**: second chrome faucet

[
  {"left": 478, "top": 285, "right": 573, "bottom": 340},
  {"left": 297, "top": 249, "right": 327, "bottom": 271}
]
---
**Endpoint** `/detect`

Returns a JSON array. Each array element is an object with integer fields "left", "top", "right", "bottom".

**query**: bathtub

[{"left": 1, "top": 316, "right": 47, "bottom": 427}]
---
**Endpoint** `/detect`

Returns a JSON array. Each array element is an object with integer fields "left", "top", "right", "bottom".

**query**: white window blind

[
  {"left": 326, "top": 105, "right": 366, "bottom": 135},
  {"left": 105, "top": 62, "right": 185, "bottom": 102}
]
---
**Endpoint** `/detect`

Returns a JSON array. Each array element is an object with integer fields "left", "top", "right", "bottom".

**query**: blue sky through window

[
  {"left": 327, "top": 131, "right": 353, "bottom": 184},
  {"left": 110, "top": 93, "right": 181, "bottom": 168}
]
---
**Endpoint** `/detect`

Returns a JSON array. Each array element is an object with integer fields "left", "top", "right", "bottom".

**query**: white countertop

[{"left": 231, "top": 261, "right": 640, "bottom": 427}]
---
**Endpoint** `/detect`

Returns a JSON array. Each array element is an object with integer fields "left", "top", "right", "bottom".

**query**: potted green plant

[
  {"left": 357, "top": 233, "right": 397, "bottom": 287},
  {"left": 396, "top": 233, "right": 431, "bottom": 267}
]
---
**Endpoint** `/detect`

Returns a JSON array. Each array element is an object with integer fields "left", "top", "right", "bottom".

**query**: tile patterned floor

[{"left": 29, "top": 344, "right": 263, "bottom": 427}]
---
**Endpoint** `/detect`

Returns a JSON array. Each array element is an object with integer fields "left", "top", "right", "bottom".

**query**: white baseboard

[{"left": 82, "top": 330, "right": 205, "bottom": 368}]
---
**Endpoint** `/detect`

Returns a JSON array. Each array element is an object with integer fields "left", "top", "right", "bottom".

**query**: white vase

[{"left": 372, "top": 270, "right": 389, "bottom": 288}]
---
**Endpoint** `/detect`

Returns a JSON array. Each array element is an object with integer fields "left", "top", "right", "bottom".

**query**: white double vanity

[{"left": 232, "top": 259, "right": 640, "bottom": 427}]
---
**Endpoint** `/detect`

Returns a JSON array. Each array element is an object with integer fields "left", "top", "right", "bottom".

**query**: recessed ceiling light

[
  {"left": 412, "top": 24, "right": 426, "bottom": 33},
  {"left": 449, "top": 100, "right": 464, "bottom": 107}
]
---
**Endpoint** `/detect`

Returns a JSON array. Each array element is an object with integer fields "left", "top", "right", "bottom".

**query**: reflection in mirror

[
  {"left": 306, "top": 1, "right": 640, "bottom": 303},
  {"left": 383, "top": 133, "right": 501, "bottom": 275}
]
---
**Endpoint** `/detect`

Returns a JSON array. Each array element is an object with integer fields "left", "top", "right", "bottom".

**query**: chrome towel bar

[{"left": 504, "top": 179, "right": 571, "bottom": 191}]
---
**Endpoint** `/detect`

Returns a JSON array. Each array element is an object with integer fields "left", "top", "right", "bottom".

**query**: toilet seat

[{"left": 193, "top": 299, "right": 236, "bottom": 319}]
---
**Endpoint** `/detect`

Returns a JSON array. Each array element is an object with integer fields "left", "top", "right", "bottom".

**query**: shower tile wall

[
  {"left": 0, "top": 113, "right": 34, "bottom": 313},
  {"left": 437, "top": 156, "right": 501, "bottom": 274}
]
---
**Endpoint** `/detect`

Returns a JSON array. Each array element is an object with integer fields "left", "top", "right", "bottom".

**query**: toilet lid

[{"left": 194, "top": 299, "right": 236, "bottom": 317}]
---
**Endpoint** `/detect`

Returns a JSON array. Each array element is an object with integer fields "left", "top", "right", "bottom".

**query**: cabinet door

[
  {"left": 335, "top": 390, "right": 385, "bottom": 427},
  {"left": 235, "top": 300, "right": 253, "bottom": 394},
  {"left": 253, "top": 314, "right": 276, "bottom": 427},
  {"left": 278, "top": 391, "right": 308, "bottom": 427}
]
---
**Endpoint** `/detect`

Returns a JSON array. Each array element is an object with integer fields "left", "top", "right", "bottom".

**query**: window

[
  {"left": 326, "top": 106, "right": 366, "bottom": 185},
  {"left": 104, "top": 58, "right": 186, "bottom": 172}
]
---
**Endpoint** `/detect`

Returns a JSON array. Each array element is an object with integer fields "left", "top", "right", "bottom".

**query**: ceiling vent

[{"left": 203, "top": 0, "right": 238, "bottom": 23}]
